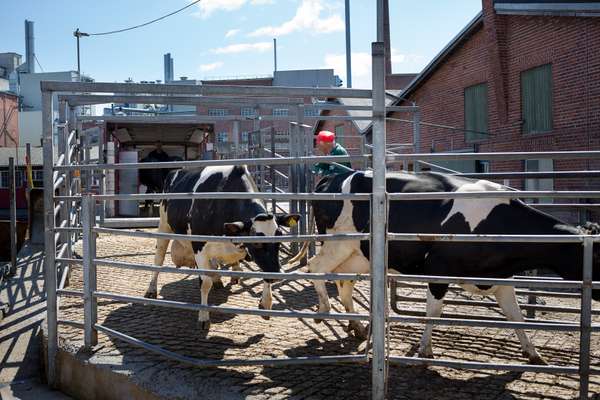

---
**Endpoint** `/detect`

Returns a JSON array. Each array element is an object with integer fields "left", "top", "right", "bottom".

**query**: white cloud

[
  {"left": 249, "top": 0, "right": 344, "bottom": 37},
  {"left": 225, "top": 29, "right": 241, "bottom": 38},
  {"left": 193, "top": 0, "right": 273, "bottom": 18},
  {"left": 324, "top": 49, "right": 427, "bottom": 89},
  {"left": 199, "top": 61, "right": 224, "bottom": 72},
  {"left": 211, "top": 41, "right": 273, "bottom": 54}
]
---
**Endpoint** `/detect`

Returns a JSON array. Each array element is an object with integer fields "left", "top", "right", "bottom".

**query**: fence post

[
  {"left": 371, "top": 40, "right": 388, "bottom": 400},
  {"left": 579, "top": 236, "right": 593, "bottom": 399},
  {"left": 42, "top": 89, "right": 58, "bottom": 387},
  {"left": 270, "top": 127, "right": 276, "bottom": 213},
  {"left": 9, "top": 157, "right": 17, "bottom": 276},
  {"left": 82, "top": 194, "right": 98, "bottom": 349}
]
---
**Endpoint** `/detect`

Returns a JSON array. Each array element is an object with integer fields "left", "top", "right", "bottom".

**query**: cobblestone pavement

[{"left": 57, "top": 232, "right": 600, "bottom": 399}]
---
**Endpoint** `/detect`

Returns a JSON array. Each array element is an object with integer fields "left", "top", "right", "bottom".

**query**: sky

[{"left": 1, "top": 0, "right": 483, "bottom": 89}]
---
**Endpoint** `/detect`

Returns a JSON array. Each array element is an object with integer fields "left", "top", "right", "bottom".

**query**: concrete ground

[
  {"left": 55, "top": 232, "right": 600, "bottom": 399},
  {"left": 0, "top": 243, "right": 72, "bottom": 400}
]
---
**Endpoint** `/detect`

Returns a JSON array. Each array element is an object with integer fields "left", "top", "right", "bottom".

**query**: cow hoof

[
  {"left": 349, "top": 322, "right": 368, "bottom": 341},
  {"left": 198, "top": 320, "right": 211, "bottom": 330},
  {"left": 144, "top": 291, "right": 157, "bottom": 299},
  {"left": 314, "top": 318, "right": 323, "bottom": 324},
  {"left": 258, "top": 303, "right": 270, "bottom": 320},
  {"left": 527, "top": 354, "right": 547, "bottom": 365},
  {"left": 230, "top": 277, "right": 240, "bottom": 285},
  {"left": 417, "top": 348, "right": 434, "bottom": 359}
]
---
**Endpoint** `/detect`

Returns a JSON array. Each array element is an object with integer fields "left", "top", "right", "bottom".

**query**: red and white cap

[{"left": 316, "top": 130, "right": 335, "bottom": 143}]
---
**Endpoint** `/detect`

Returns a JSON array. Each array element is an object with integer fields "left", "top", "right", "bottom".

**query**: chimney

[
  {"left": 163, "top": 53, "right": 174, "bottom": 82},
  {"left": 25, "top": 20, "right": 35, "bottom": 73}
]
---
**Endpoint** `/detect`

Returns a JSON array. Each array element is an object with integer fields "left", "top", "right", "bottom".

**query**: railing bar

[
  {"left": 95, "top": 324, "right": 367, "bottom": 367},
  {"left": 58, "top": 320, "right": 84, "bottom": 329},
  {"left": 57, "top": 289, "right": 84, "bottom": 297},
  {"left": 389, "top": 274, "right": 585, "bottom": 289},
  {"left": 388, "top": 233, "right": 588, "bottom": 243},
  {"left": 93, "top": 291, "right": 370, "bottom": 321},
  {"left": 92, "top": 227, "right": 370, "bottom": 243},
  {"left": 388, "top": 191, "right": 600, "bottom": 200},
  {"left": 389, "top": 315, "right": 580, "bottom": 331},
  {"left": 54, "top": 155, "right": 369, "bottom": 171},
  {"left": 94, "top": 259, "right": 370, "bottom": 281},
  {"left": 388, "top": 356, "right": 579, "bottom": 374}
]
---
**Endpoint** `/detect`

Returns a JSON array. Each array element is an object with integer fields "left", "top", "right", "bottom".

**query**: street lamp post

[{"left": 73, "top": 28, "right": 89, "bottom": 80}]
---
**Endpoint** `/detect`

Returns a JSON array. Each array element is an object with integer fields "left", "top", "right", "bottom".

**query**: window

[
  {"left": 304, "top": 107, "right": 319, "bottom": 117},
  {"left": 217, "top": 132, "right": 228, "bottom": 143},
  {"left": 0, "top": 170, "right": 24, "bottom": 188},
  {"left": 208, "top": 109, "right": 227, "bottom": 117},
  {"left": 475, "top": 160, "right": 490, "bottom": 173},
  {"left": 32, "top": 170, "right": 44, "bottom": 187},
  {"left": 464, "top": 83, "right": 488, "bottom": 142},
  {"left": 273, "top": 108, "right": 289, "bottom": 117},
  {"left": 521, "top": 64, "right": 553, "bottom": 134},
  {"left": 334, "top": 125, "right": 345, "bottom": 146},
  {"left": 525, "top": 159, "right": 554, "bottom": 203},
  {"left": 241, "top": 131, "right": 249, "bottom": 143},
  {"left": 241, "top": 107, "right": 255, "bottom": 117}
]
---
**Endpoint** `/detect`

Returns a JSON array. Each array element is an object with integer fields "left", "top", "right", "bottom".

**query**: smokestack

[
  {"left": 345, "top": 0, "right": 352, "bottom": 88},
  {"left": 273, "top": 38, "right": 277, "bottom": 72},
  {"left": 25, "top": 20, "right": 35, "bottom": 73},
  {"left": 383, "top": 0, "right": 391, "bottom": 77},
  {"left": 163, "top": 53, "right": 174, "bottom": 82}
]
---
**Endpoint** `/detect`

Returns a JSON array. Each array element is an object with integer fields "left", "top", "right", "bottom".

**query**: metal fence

[{"left": 42, "top": 26, "right": 600, "bottom": 400}]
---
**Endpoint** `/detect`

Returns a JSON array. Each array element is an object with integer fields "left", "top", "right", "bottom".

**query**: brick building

[
  {"left": 0, "top": 91, "right": 19, "bottom": 148},
  {"left": 383, "top": 0, "right": 600, "bottom": 198}
]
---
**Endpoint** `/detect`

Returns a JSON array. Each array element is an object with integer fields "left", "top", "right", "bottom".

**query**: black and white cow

[
  {"left": 304, "top": 170, "right": 600, "bottom": 364},
  {"left": 145, "top": 165, "right": 299, "bottom": 329}
]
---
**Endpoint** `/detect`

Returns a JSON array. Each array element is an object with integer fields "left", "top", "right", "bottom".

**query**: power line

[{"left": 85, "top": 0, "right": 202, "bottom": 36}]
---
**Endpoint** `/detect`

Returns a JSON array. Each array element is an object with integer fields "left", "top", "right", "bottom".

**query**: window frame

[
  {"left": 521, "top": 64, "right": 553, "bottom": 135},
  {"left": 463, "top": 82, "right": 489, "bottom": 143}
]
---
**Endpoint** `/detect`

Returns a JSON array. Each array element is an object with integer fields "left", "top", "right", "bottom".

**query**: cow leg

[
  {"left": 494, "top": 285, "right": 546, "bottom": 365},
  {"left": 418, "top": 285, "right": 446, "bottom": 358},
  {"left": 308, "top": 242, "right": 356, "bottom": 323},
  {"left": 258, "top": 281, "right": 272, "bottom": 320},
  {"left": 195, "top": 246, "right": 212, "bottom": 330},
  {"left": 230, "top": 262, "right": 242, "bottom": 285},
  {"left": 145, "top": 209, "right": 171, "bottom": 298},
  {"left": 339, "top": 280, "right": 367, "bottom": 340}
]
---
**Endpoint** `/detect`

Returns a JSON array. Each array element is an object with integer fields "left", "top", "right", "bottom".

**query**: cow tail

[{"left": 287, "top": 206, "right": 314, "bottom": 265}]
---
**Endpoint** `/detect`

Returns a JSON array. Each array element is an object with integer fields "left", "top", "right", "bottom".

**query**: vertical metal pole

[
  {"left": 58, "top": 101, "right": 68, "bottom": 249},
  {"left": 289, "top": 118, "right": 299, "bottom": 253},
  {"left": 371, "top": 39, "right": 388, "bottom": 400},
  {"left": 42, "top": 90, "right": 58, "bottom": 387},
  {"left": 9, "top": 157, "right": 17, "bottom": 276},
  {"left": 84, "top": 131, "right": 91, "bottom": 193},
  {"left": 297, "top": 106, "right": 307, "bottom": 259},
  {"left": 25, "top": 143, "right": 32, "bottom": 240},
  {"left": 233, "top": 120, "right": 240, "bottom": 160},
  {"left": 98, "top": 126, "right": 106, "bottom": 225},
  {"left": 579, "top": 237, "right": 593, "bottom": 400},
  {"left": 345, "top": 0, "right": 352, "bottom": 88},
  {"left": 76, "top": 33, "right": 81, "bottom": 78},
  {"left": 413, "top": 109, "right": 421, "bottom": 172},
  {"left": 82, "top": 194, "right": 98, "bottom": 348},
  {"left": 270, "top": 127, "right": 276, "bottom": 213}
]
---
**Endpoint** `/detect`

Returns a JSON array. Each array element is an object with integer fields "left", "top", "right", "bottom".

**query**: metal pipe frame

[
  {"left": 82, "top": 195, "right": 98, "bottom": 349},
  {"left": 54, "top": 154, "right": 369, "bottom": 171},
  {"left": 388, "top": 190, "right": 600, "bottom": 200},
  {"left": 77, "top": 114, "right": 374, "bottom": 123},
  {"left": 95, "top": 324, "right": 368, "bottom": 368},
  {"left": 388, "top": 150, "right": 600, "bottom": 162},
  {"left": 93, "top": 259, "right": 370, "bottom": 281},
  {"left": 58, "top": 191, "right": 370, "bottom": 201},
  {"left": 41, "top": 81, "right": 373, "bottom": 99},
  {"left": 94, "top": 291, "right": 370, "bottom": 322},
  {"left": 93, "top": 226, "right": 369, "bottom": 243}
]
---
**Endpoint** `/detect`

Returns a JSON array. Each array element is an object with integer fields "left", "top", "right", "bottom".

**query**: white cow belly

[{"left": 459, "top": 284, "right": 499, "bottom": 296}]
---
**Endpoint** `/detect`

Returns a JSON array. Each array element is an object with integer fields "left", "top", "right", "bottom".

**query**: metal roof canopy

[{"left": 107, "top": 122, "right": 212, "bottom": 145}]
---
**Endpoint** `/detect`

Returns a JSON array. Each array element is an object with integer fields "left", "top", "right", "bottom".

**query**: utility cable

[{"left": 85, "top": 0, "right": 202, "bottom": 36}]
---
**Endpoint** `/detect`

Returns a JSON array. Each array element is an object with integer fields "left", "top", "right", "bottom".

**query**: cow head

[{"left": 224, "top": 213, "right": 301, "bottom": 275}]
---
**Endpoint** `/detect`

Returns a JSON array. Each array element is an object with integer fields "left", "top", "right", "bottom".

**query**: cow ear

[
  {"left": 224, "top": 221, "right": 246, "bottom": 236},
  {"left": 277, "top": 214, "right": 301, "bottom": 228}
]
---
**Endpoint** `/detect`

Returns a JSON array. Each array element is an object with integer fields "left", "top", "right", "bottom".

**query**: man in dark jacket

[{"left": 312, "top": 130, "right": 352, "bottom": 177}]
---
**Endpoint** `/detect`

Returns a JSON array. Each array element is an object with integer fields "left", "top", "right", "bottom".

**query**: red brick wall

[
  {"left": 390, "top": 11, "right": 600, "bottom": 197},
  {"left": 0, "top": 93, "right": 19, "bottom": 148}
]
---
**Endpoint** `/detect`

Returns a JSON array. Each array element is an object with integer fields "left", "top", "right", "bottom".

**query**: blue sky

[{"left": 1, "top": 0, "right": 482, "bottom": 88}]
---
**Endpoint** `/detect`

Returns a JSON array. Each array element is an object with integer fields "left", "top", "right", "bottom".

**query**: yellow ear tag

[{"left": 288, "top": 218, "right": 298, "bottom": 227}]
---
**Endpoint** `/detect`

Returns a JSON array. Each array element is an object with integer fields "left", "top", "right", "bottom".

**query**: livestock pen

[{"left": 42, "top": 22, "right": 600, "bottom": 400}]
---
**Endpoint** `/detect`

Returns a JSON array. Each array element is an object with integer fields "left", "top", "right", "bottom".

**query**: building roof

[
  {"left": 314, "top": 90, "right": 401, "bottom": 135},
  {"left": 494, "top": 0, "right": 600, "bottom": 16},
  {"left": 0, "top": 147, "right": 45, "bottom": 166},
  {"left": 393, "top": 12, "right": 484, "bottom": 104}
]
